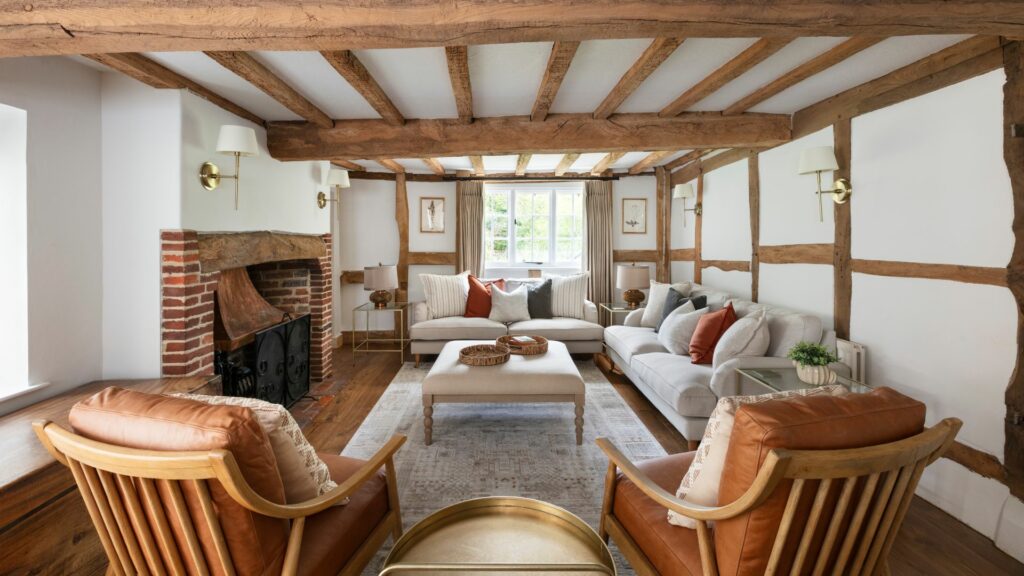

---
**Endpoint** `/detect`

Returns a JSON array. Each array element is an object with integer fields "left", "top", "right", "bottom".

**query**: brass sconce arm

[
  {"left": 200, "top": 152, "right": 243, "bottom": 210},
  {"left": 680, "top": 201, "right": 703, "bottom": 227},
  {"left": 812, "top": 172, "right": 852, "bottom": 222}
]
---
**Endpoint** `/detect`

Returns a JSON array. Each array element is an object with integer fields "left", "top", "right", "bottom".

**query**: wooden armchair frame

[
  {"left": 597, "top": 417, "right": 961, "bottom": 576},
  {"left": 34, "top": 419, "right": 407, "bottom": 576}
]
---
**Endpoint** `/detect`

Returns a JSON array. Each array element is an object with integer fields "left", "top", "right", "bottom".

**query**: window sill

[{"left": 0, "top": 381, "right": 52, "bottom": 405}]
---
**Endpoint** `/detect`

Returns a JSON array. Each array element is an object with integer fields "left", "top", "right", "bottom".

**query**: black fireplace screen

[{"left": 216, "top": 314, "right": 310, "bottom": 408}]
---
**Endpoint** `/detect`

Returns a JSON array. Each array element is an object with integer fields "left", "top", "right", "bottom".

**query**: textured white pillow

[
  {"left": 489, "top": 285, "right": 530, "bottom": 322},
  {"left": 421, "top": 271, "right": 469, "bottom": 319},
  {"left": 667, "top": 385, "right": 847, "bottom": 528},
  {"left": 550, "top": 273, "right": 589, "bottom": 319},
  {"left": 641, "top": 280, "right": 692, "bottom": 328},
  {"left": 712, "top": 310, "right": 770, "bottom": 370},
  {"left": 657, "top": 304, "right": 707, "bottom": 355}
]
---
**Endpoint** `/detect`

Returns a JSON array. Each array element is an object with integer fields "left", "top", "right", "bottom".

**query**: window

[
  {"left": 484, "top": 183, "right": 584, "bottom": 267},
  {"left": 0, "top": 103, "right": 28, "bottom": 398}
]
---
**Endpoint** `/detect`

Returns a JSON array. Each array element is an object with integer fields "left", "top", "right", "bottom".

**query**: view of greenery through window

[{"left": 484, "top": 183, "right": 584, "bottom": 267}]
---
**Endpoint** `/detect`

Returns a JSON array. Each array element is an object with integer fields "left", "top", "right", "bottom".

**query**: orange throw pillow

[
  {"left": 689, "top": 303, "right": 737, "bottom": 364},
  {"left": 465, "top": 276, "right": 505, "bottom": 317}
]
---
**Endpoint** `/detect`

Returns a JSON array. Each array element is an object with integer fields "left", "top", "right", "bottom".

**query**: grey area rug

[{"left": 341, "top": 361, "right": 668, "bottom": 575}]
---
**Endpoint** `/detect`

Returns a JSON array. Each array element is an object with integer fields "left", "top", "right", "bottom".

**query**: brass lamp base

[
  {"left": 623, "top": 289, "right": 646, "bottom": 309},
  {"left": 369, "top": 289, "right": 393, "bottom": 309}
]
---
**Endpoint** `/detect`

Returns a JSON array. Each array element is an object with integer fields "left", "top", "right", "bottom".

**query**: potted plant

[{"left": 787, "top": 341, "right": 839, "bottom": 385}]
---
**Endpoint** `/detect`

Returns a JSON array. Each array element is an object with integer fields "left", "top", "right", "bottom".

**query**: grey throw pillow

[
  {"left": 527, "top": 279, "right": 553, "bottom": 319},
  {"left": 656, "top": 291, "right": 707, "bottom": 332}
]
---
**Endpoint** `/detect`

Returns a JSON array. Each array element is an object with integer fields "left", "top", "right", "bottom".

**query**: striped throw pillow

[
  {"left": 550, "top": 273, "right": 589, "bottom": 320},
  {"left": 420, "top": 271, "right": 469, "bottom": 319}
]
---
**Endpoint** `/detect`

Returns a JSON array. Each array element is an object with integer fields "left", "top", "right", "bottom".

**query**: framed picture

[
  {"left": 621, "top": 198, "right": 647, "bottom": 234},
  {"left": 420, "top": 197, "right": 445, "bottom": 233}
]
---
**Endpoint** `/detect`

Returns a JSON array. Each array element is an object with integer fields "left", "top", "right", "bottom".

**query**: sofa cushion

[
  {"left": 714, "top": 387, "right": 926, "bottom": 576},
  {"left": 410, "top": 316, "right": 508, "bottom": 340},
  {"left": 604, "top": 325, "right": 667, "bottom": 364},
  {"left": 657, "top": 305, "right": 708, "bottom": 355},
  {"left": 550, "top": 273, "right": 589, "bottom": 320},
  {"left": 712, "top": 309, "right": 770, "bottom": 370},
  {"left": 527, "top": 278, "right": 553, "bottom": 319},
  {"left": 689, "top": 303, "right": 737, "bottom": 364},
  {"left": 465, "top": 276, "right": 504, "bottom": 318},
  {"left": 613, "top": 451, "right": 703, "bottom": 576},
  {"left": 765, "top": 312, "right": 823, "bottom": 358},
  {"left": 630, "top": 353, "right": 718, "bottom": 418},
  {"left": 490, "top": 284, "right": 531, "bottom": 322},
  {"left": 421, "top": 271, "right": 469, "bottom": 319},
  {"left": 299, "top": 453, "right": 390, "bottom": 576},
  {"left": 508, "top": 318, "right": 603, "bottom": 341},
  {"left": 641, "top": 280, "right": 692, "bottom": 328}
]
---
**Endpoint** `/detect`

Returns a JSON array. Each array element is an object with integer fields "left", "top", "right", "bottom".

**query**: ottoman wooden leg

[
  {"left": 574, "top": 395, "right": 585, "bottom": 445},
  {"left": 423, "top": 394, "right": 434, "bottom": 445}
]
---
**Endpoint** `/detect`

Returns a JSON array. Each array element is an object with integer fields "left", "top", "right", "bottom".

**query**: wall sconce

[
  {"left": 318, "top": 168, "right": 350, "bottom": 209},
  {"left": 672, "top": 183, "right": 702, "bottom": 228},
  {"left": 798, "top": 146, "right": 852, "bottom": 222},
  {"left": 199, "top": 125, "right": 259, "bottom": 210}
]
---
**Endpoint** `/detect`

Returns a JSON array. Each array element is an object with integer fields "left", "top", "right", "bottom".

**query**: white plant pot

[{"left": 794, "top": 361, "right": 837, "bottom": 386}]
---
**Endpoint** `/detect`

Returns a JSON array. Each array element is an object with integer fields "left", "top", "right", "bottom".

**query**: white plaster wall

[
  {"left": 701, "top": 159, "right": 751, "bottom": 261},
  {"left": 100, "top": 74, "right": 183, "bottom": 378},
  {"left": 408, "top": 181, "right": 456, "bottom": 252},
  {"left": 701, "top": 269, "right": 752, "bottom": 301},
  {"left": 759, "top": 126, "right": 836, "bottom": 245},
  {"left": 757, "top": 264, "right": 834, "bottom": 329},
  {"left": 0, "top": 104, "right": 28, "bottom": 399},
  {"left": 180, "top": 92, "right": 329, "bottom": 235},
  {"left": 0, "top": 57, "right": 104, "bottom": 414},
  {"left": 613, "top": 175, "right": 657, "bottom": 250},
  {"left": 670, "top": 261, "right": 695, "bottom": 284}
]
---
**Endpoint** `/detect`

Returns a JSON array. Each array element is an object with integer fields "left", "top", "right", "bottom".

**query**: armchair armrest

[
  {"left": 410, "top": 301, "right": 428, "bottom": 326},
  {"left": 623, "top": 308, "right": 644, "bottom": 327},
  {"left": 584, "top": 300, "right": 599, "bottom": 324}
]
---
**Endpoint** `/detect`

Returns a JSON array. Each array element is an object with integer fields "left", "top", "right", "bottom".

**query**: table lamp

[
  {"left": 616, "top": 264, "right": 651, "bottom": 309},
  {"left": 365, "top": 264, "right": 399, "bottom": 308}
]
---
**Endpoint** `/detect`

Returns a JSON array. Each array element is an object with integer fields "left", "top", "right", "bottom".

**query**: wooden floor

[{"left": 293, "top": 346, "right": 1024, "bottom": 576}]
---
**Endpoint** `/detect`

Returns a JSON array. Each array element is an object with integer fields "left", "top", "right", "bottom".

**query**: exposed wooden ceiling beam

[
  {"left": 86, "top": 52, "right": 264, "bottom": 127},
  {"left": 671, "top": 147, "right": 765, "bottom": 185},
  {"left": 445, "top": 46, "right": 474, "bottom": 123},
  {"left": 422, "top": 158, "right": 447, "bottom": 175},
  {"left": 628, "top": 151, "right": 673, "bottom": 175},
  {"left": 332, "top": 160, "right": 366, "bottom": 171},
  {"left": 555, "top": 153, "right": 581, "bottom": 176},
  {"left": 469, "top": 155, "right": 486, "bottom": 175},
  {"left": 268, "top": 113, "right": 791, "bottom": 161},
  {"left": 658, "top": 37, "right": 792, "bottom": 117},
  {"left": 662, "top": 149, "right": 705, "bottom": 171},
  {"left": 591, "top": 152, "right": 626, "bottom": 175},
  {"left": 6, "top": 3, "right": 1021, "bottom": 57},
  {"left": 321, "top": 50, "right": 405, "bottom": 126},
  {"left": 378, "top": 159, "right": 406, "bottom": 173},
  {"left": 723, "top": 36, "right": 886, "bottom": 115},
  {"left": 516, "top": 154, "right": 532, "bottom": 176},
  {"left": 349, "top": 171, "right": 622, "bottom": 183},
  {"left": 205, "top": 51, "right": 333, "bottom": 128},
  {"left": 531, "top": 41, "right": 580, "bottom": 122},
  {"left": 593, "top": 37, "right": 684, "bottom": 119}
]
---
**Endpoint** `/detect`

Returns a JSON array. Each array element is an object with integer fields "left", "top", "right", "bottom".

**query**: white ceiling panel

[
  {"left": 470, "top": 42, "right": 552, "bottom": 118},
  {"left": 618, "top": 38, "right": 758, "bottom": 113},
  {"left": 359, "top": 160, "right": 390, "bottom": 172},
  {"left": 483, "top": 155, "right": 519, "bottom": 172},
  {"left": 527, "top": 154, "right": 565, "bottom": 172},
  {"left": 391, "top": 159, "right": 433, "bottom": 173},
  {"left": 572, "top": 153, "right": 608, "bottom": 172},
  {"left": 658, "top": 150, "right": 694, "bottom": 166},
  {"left": 611, "top": 151, "right": 653, "bottom": 170},
  {"left": 437, "top": 157, "right": 474, "bottom": 172},
  {"left": 693, "top": 37, "right": 848, "bottom": 111},
  {"left": 550, "top": 39, "right": 654, "bottom": 114},
  {"left": 256, "top": 51, "right": 379, "bottom": 119},
  {"left": 146, "top": 52, "right": 302, "bottom": 121},
  {"left": 750, "top": 35, "right": 970, "bottom": 114},
  {"left": 354, "top": 48, "right": 458, "bottom": 119}
]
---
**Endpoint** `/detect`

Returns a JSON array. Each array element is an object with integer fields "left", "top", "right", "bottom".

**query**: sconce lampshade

[
  {"left": 798, "top": 146, "right": 838, "bottom": 174},
  {"left": 616, "top": 264, "right": 651, "bottom": 291},
  {"left": 216, "top": 125, "right": 259, "bottom": 157},
  {"left": 672, "top": 183, "right": 694, "bottom": 200},
  {"left": 364, "top": 265, "right": 399, "bottom": 291},
  {"left": 327, "top": 168, "right": 351, "bottom": 188}
]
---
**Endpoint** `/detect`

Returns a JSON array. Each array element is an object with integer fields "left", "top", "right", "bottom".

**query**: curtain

[
  {"left": 457, "top": 180, "right": 484, "bottom": 277},
  {"left": 584, "top": 180, "right": 614, "bottom": 304}
]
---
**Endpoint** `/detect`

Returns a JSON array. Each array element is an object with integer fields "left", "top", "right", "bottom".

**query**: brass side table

[
  {"left": 598, "top": 303, "right": 643, "bottom": 327},
  {"left": 381, "top": 497, "right": 616, "bottom": 575},
  {"left": 352, "top": 301, "right": 408, "bottom": 364}
]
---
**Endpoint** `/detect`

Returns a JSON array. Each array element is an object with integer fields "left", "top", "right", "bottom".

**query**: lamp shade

[
  {"left": 672, "top": 183, "right": 694, "bottom": 200},
  {"left": 327, "top": 168, "right": 351, "bottom": 188},
  {"left": 216, "top": 125, "right": 259, "bottom": 157},
  {"left": 364, "top": 265, "right": 399, "bottom": 291},
  {"left": 798, "top": 146, "right": 839, "bottom": 174},
  {"left": 616, "top": 264, "right": 651, "bottom": 290}
]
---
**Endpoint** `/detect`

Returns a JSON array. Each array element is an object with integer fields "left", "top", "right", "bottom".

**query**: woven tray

[
  {"left": 459, "top": 344, "right": 511, "bottom": 366},
  {"left": 496, "top": 335, "right": 549, "bottom": 356}
]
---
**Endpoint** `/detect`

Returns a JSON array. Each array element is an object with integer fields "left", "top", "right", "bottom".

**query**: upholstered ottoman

[{"left": 422, "top": 340, "right": 586, "bottom": 445}]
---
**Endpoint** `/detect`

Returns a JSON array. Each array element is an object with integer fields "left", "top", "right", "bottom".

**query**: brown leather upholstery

[
  {"left": 69, "top": 387, "right": 289, "bottom": 576},
  {"left": 298, "top": 453, "right": 391, "bottom": 576},
  {"left": 613, "top": 451, "right": 702, "bottom": 576},
  {"left": 714, "top": 387, "right": 926, "bottom": 576}
]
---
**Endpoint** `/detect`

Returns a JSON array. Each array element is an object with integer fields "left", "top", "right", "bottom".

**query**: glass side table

[
  {"left": 352, "top": 302, "right": 408, "bottom": 364},
  {"left": 598, "top": 303, "right": 643, "bottom": 327},
  {"left": 736, "top": 367, "right": 872, "bottom": 394}
]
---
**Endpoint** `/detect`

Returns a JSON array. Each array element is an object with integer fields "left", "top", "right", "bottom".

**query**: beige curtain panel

[
  {"left": 457, "top": 180, "right": 484, "bottom": 277},
  {"left": 584, "top": 180, "right": 614, "bottom": 304}
]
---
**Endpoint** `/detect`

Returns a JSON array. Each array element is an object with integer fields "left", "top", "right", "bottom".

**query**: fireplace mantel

[{"left": 197, "top": 231, "right": 327, "bottom": 273}]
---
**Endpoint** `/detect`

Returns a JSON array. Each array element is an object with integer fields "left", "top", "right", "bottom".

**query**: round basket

[
  {"left": 459, "top": 344, "right": 511, "bottom": 366},
  {"left": 496, "top": 335, "right": 549, "bottom": 356}
]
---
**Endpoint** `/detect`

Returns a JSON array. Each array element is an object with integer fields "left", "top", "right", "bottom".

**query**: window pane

[
  {"left": 534, "top": 191, "right": 551, "bottom": 216},
  {"left": 532, "top": 217, "right": 549, "bottom": 241},
  {"left": 515, "top": 191, "right": 533, "bottom": 217},
  {"left": 556, "top": 191, "right": 573, "bottom": 215},
  {"left": 515, "top": 239, "right": 533, "bottom": 263},
  {"left": 556, "top": 215, "right": 574, "bottom": 237},
  {"left": 487, "top": 191, "right": 508, "bottom": 214},
  {"left": 515, "top": 215, "right": 532, "bottom": 239},
  {"left": 556, "top": 238, "right": 577, "bottom": 263},
  {"left": 533, "top": 237, "right": 549, "bottom": 262},
  {"left": 490, "top": 239, "right": 508, "bottom": 262},
  {"left": 493, "top": 216, "right": 508, "bottom": 238}
]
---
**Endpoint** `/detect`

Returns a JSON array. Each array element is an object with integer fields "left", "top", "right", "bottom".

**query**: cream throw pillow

[
  {"left": 657, "top": 304, "right": 707, "bottom": 355},
  {"left": 489, "top": 284, "right": 531, "bottom": 322},
  {"left": 550, "top": 273, "right": 589, "bottom": 319},
  {"left": 421, "top": 271, "right": 470, "bottom": 319},
  {"left": 667, "top": 384, "right": 847, "bottom": 528},
  {"left": 172, "top": 393, "right": 340, "bottom": 505},
  {"left": 641, "top": 280, "right": 692, "bottom": 328},
  {"left": 711, "top": 309, "right": 770, "bottom": 370}
]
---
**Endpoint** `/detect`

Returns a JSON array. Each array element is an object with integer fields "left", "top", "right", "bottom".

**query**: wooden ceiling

[{"left": 7, "top": 2, "right": 1015, "bottom": 178}]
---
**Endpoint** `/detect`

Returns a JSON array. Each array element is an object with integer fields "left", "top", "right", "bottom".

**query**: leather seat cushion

[
  {"left": 298, "top": 453, "right": 391, "bottom": 576},
  {"left": 410, "top": 316, "right": 508, "bottom": 340},
  {"left": 613, "top": 451, "right": 703, "bottom": 576},
  {"left": 630, "top": 353, "right": 718, "bottom": 418},
  {"left": 508, "top": 318, "right": 603, "bottom": 341},
  {"left": 603, "top": 325, "right": 667, "bottom": 364}
]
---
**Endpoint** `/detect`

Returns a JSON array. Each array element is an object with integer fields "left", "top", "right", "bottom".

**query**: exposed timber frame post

[
  {"left": 396, "top": 173, "right": 410, "bottom": 328},
  {"left": 748, "top": 153, "right": 760, "bottom": 302},
  {"left": 1003, "top": 40, "right": 1024, "bottom": 500},
  {"left": 834, "top": 118, "right": 853, "bottom": 340},
  {"left": 694, "top": 164, "right": 704, "bottom": 284},
  {"left": 656, "top": 166, "right": 672, "bottom": 282}
]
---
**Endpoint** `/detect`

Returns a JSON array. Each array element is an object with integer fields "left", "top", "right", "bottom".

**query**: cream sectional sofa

[{"left": 603, "top": 284, "right": 849, "bottom": 445}]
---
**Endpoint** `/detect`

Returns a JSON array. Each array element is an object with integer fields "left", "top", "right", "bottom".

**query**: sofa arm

[
  {"left": 584, "top": 300, "right": 598, "bottom": 324},
  {"left": 410, "top": 301, "right": 428, "bottom": 326},
  {"left": 623, "top": 307, "right": 644, "bottom": 327}
]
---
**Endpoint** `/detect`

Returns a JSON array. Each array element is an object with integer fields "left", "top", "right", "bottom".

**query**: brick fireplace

[{"left": 160, "top": 230, "right": 333, "bottom": 382}]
